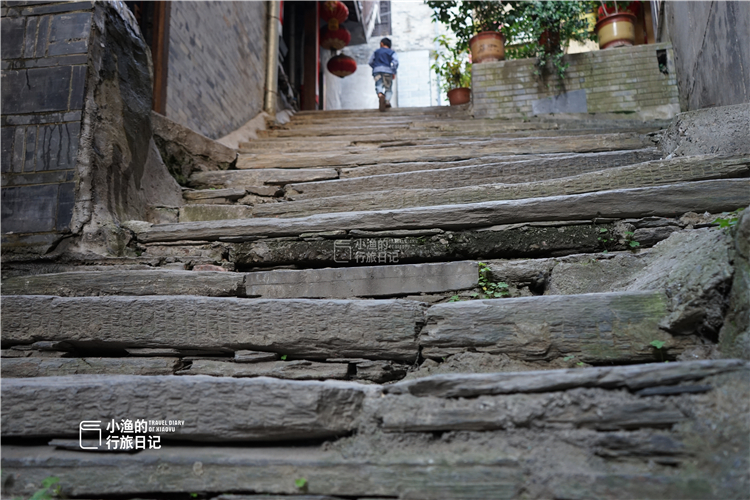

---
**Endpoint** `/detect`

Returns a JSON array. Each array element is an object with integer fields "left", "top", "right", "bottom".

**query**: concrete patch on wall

[
  {"left": 531, "top": 89, "right": 588, "bottom": 115},
  {"left": 473, "top": 43, "right": 681, "bottom": 119}
]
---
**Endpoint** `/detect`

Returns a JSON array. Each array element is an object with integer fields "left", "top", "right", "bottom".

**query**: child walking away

[{"left": 369, "top": 37, "right": 398, "bottom": 111}]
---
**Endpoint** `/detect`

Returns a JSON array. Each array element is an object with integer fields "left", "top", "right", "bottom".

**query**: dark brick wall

[
  {"left": 1, "top": 1, "right": 94, "bottom": 239},
  {"left": 166, "top": 1, "right": 267, "bottom": 140}
]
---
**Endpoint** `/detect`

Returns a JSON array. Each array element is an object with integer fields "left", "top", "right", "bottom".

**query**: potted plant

[
  {"left": 595, "top": 1, "right": 637, "bottom": 49},
  {"left": 432, "top": 34, "right": 472, "bottom": 106},
  {"left": 508, "top": 1, "right": 595, "bottom": 81},
  {"left": 426, "top": 1, "right": 523, "bottom": 64}
]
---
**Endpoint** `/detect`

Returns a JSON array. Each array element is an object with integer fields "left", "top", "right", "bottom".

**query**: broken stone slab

[
  {"left": 257, "top": 156, "right": 750, "bottom": 218},
  {"left": 719, "top": 205, "right": 750, "bottom": 359},
  {"left": 1, "top": 296, "right": 425, "bottom": 361},
  {"left": 659, "top": 103, "right": 750, "bottom": 157},
  {"left": 1, "top": 357, "right": 180, "bottom": 378},
  {"left": 135, "top": 179, "right": 750, "bottom": 243},
  {"left": 243, "top": 261, "right": 478, "bottom": 299},
  {"left": 235, "top": 133, "right": 651, "bottom": 169},
  {"left": 2, "top": 270, "right": 245, "bottom": 297},
  {"left": 182, "top": 188, "right": 247, "bottom": 201},
  {"left": 1, "top": 375, "right": 370, "bottom": 441},
  {"left": 419, "top": 291, "right": 686, "bottom": 363},
  {"left": 385, "top": 359, "right": 749, "bottom": 398},
  {"left": 545, "top": 228, "right": 735, "bottom": 336},
  {"left": 235, "top": 350, "right": 279, "bottom": 363},
  {"left": 188, "top": 168, "right": 339, "bottom": 189},
  {"left": 178, "top": 360, "right": 349, "bottom": 380},
  {"left": 179, "top": 205, "right": 254, "bottom": 222},
  {"left": 287, "top": 150, "right": 665, "bottom": 199},
  {"left": 353, "top": 360, "right": 408, "bottom": 383},
  {"left": 152, "top": 111, "right": 237, "bottom": 184}
]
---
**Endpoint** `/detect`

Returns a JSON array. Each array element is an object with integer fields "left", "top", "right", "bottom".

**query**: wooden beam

[{"left": 151, "top": 1, "right": 171, "bottom": 114}]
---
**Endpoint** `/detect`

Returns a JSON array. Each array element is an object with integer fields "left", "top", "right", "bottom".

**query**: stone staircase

[{"left": 2, "top": 104, "right": 749, "bottom": 499}]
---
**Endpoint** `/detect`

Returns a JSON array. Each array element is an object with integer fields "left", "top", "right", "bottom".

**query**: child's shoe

[{"left": 378, "top": 93, "right": 386, "bottom": 112}]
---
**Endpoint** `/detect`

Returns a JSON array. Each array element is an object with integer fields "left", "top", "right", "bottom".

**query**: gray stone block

[
  {"left": 47, "top": 12, "right": 91, "bottom": 56},
  {"left": 1, "top": 16, "right": 25, "bottom": 59},
  {"left": 1, "top": 126, "right": 16, "bottom": 172},
  {"left": 244, "top": 261, "right": 478, "bottom": 298},
  {"left": 1, "top": 67, "right": 72, "bottom": 114},
  {"left": 1, "top": 184, "right": 58, "bottom": 233},
  {"left": 55, "top": 181, "right": 75, "bottom": 231},
  {"left": 34, "top": 122, "right": 80, "bottom": 171}
]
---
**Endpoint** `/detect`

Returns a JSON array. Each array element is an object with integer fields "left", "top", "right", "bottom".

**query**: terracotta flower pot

[
  {"left": 447, "top": 87, "right": 471, "bottom": 106},
  {"left": 469, "top": 31, "right": 505, "bottom": 64},
  {"left": 595, "top": 12, "right": 637, "bottom": 49}
]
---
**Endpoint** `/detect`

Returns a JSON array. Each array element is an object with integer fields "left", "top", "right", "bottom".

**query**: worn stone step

[
  {"left": 1, "top": 375, "right": 371, "bottom": 441},
  {"left": 338, "top": 150, "right": 661, "bottom": 178},
  {"left": 236, "top": 133, "right": 651, "bottom": 169},
  {"left": 420, "top": 291, "right": 689, "bottom": 363},
  {"left": 134, "top": 179, "right": 750, "bottom": 243},
  {"left": 1, "top": 357, "right": 180, "bottom": 378},
  {"left": 244, "top": 261, "right": 478, "bottom": 298},
  {"left": 257, "top": 156, "right": 750, "bottom": 218},
  {"left": 3, "top": 261, "right": 478, "bottom": 299},
  {"left": 2, "top": 270, "right": 245, "bottom": 297},
  {"left": 179, "top": 204, "right": 254, "bottom": 222},
  {"left": 188, "top": 168, "right": 338, "bottom": 190},
  {"left": 2, "top": 360, "right": 746, "bottom": 497},
  {"left": 286, "top": 149, "right": 662, "bottom": 199},
  {"left": 1, "top": 296, "right": 425, "bottom": 361}
]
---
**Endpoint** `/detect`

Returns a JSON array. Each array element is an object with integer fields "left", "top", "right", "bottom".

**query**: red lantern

[
  {"left": 321, "top": 1, "right": 348, "bottom": 30},
  {"left": 320, "top": 25, "right": 351, "bottom": 50},
  {"left": 327, "top": 54, "right": 357, "bottom": 78}
]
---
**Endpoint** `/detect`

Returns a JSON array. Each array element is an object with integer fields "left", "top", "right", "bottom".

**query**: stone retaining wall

[{"left": 472, "top": 43, "right": 680, "bottom": 119}]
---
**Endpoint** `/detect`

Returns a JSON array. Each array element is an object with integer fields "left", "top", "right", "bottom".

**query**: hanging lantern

[
  {"left": 320, "top": 25, "right": 351, "bottom": 50},
  {"left": 327, "top": 54, "right": 357, "bottom": 78},
  {"left": 321, "top": 1, "right": 348, "bottom": 31}
]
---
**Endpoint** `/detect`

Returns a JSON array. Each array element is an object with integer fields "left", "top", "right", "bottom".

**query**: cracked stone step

[
  {"left": 177, "top": 359, "right": 350, "bottom": 380},
  {"left": 286, "top": 149, "right": 662, "bottom": 198},
  {"left": 134, "top": 179, "right": 750, "bottom": 243},
  {"left": 419, "top": 291, "right": 691, "bottom": 363},
  {"left": 256, "top": 156, "right": 750, "bottom": 218},
  {"left": 236, "top": 133, "right": 651, "bottom": 169},
  {"left": 3, "top": 262, "right": 478, "bottom": 299},
  {"left": 1, "top": 376, "right": 371, "bottom": 441},
  {"left": 1, "top": 296, "right": 425, "bottom": 361}
]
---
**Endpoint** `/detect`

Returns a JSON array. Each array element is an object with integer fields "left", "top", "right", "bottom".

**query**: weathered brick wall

[
  {"left": 1, "top": 1, "right": 93, "bottom": 240},
  {"left": 472, "top": 43, "right": 680, "bottom": 119},
  {"left": 166, "top": 2, "right": 267, "bottom": 140}
]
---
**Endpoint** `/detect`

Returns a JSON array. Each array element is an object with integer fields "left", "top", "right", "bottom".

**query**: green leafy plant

[
  {"left": 713, "top": 207, "right": 745, "bottom": 230},
  {"left": 426, "top": 1, "right": 524, "bottom": 54},
  {"left": 509, "top": 1, "right": 595, "bottom": 81},
  {"left": 432, "top": 34, "right": 472, "bottom": 92},
  {"left": 24, "top": 476, "right": 61, "bottom": 500},
  {"left": 562, "top": 355, "right": 576, "bottom": 362},
  {"left": 576, "top": 361, "right": 586, "bottom": 367},
  {"left": 295, "top": 477, "right": 308, "bottom": 489},
  {"left": 477, "top": 262, "right": 511, "bottom": 299},
  {"left": 622, "top": 230, "right": 641, "bottom": 249},
  {"left": 280, "top": 354, "right": 288, "bottom": 361},
  {"left": 650, "top": 339, "right": 667, "bottom": 362},
  {"left": 448, "top": 294, "right": 462, "bottom": 302}
]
